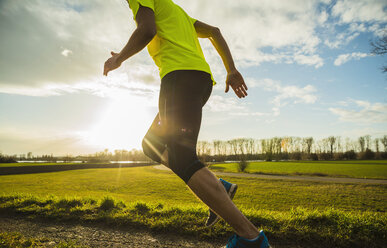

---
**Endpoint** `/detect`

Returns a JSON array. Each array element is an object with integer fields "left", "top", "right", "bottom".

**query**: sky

[{"left": 0, "top": 0, "right": 386, "bottom": 156}]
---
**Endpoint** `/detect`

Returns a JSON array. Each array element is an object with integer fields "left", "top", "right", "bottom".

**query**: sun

[{"left": 84, "top": 93, "right": 155, "bottom": 151}]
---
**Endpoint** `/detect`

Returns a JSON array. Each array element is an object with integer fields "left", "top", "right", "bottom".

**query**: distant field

[
  {"left": 0, "top": 163, "right": 82, "bottom": 167},
  {"left": 209, "top": 160, "right": 387, "bottom": 179},
  {"left": 0, "top": 166, "right": 385, "bottom": 212},
  {"left": 0, "top": 162, "right": 151, "bottom": 168}
]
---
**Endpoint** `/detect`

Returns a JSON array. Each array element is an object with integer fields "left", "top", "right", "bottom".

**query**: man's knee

[{"left": 167, "top": 141, "right": 204, "bottom": 183}]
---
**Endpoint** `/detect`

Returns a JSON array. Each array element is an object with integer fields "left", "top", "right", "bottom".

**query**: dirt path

[
  {"left": 153, "top": 165, "right": 387, "bottom": 184},
  {"left": 0, "top": 216, "right": 225, "bottom": 248}
]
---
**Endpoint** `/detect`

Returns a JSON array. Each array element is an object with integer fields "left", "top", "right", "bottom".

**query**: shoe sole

[{"left": 206, "top": 183, "right": 238, "bottom": 228}]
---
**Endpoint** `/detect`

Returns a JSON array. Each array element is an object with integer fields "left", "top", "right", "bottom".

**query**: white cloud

[
  {"left": 1, "top": 0, "right": 386, "bottom": 97},
  {"left": 294, "top": 54, "right": 324, "bottom": 68},
  {"left": 0, "top": 71, "right": 159, "bottom": 102},
  {"left": 61, "top": 49, "right": 73, "bottom": 57},
  {"left": 205, "top": 95, "right": 245, "bottom": 112},
  {"left": 230, "top": 112, "right": 268, "bottom": 117},
  {"left": 318, "top": 10, "right": 329, "bottom": 25},
  {"left": 322, "top": 1, "right": 387, "bottom": 49},
  {"left": 324, "top": 32, "right": 360, "bottom": 49},
  {"left": 176, "top": 0, "right": 326, "bottom": 71},
  {"left": 249, "top": 78, "right": 317, "bottom": 116},
  {"left": 0, "top": 0, "right": 148, "bottom": 90},
  {"left": 341, "top": 127, "right": 387, "bottom": 139},
  {"left": 329, "top": 100, "right": 387, "bottom": 123},
  {"left": 332, "top": 0, "right": 387, "bottom": 23},
  {"left": 334, "top": 52, "right": 369, "bottom": 66}
]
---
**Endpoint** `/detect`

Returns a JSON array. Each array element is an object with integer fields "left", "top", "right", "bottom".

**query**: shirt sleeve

[
  {"left": 189, "top": 16, "right": 197, "bottom": 25},
  {"left": 127, "top": 0, "right": 155, "bottom": 20}
]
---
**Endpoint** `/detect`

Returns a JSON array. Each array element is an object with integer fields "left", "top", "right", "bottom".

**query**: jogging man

[{"left": 103, "top": 0, "right": 270, "bottom": 247}]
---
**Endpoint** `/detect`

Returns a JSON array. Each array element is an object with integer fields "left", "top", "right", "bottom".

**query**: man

[{"left": 103, "top": 0, "right": 270, "bottom": 247}]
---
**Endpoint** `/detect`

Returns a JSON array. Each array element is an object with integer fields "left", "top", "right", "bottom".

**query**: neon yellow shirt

[{"left": 127, "top": 0, "right": 215, "bottom": 84}]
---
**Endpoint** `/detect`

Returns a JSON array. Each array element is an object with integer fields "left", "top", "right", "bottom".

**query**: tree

[
  {"left": 272, "top": 137, "right": 282, "bottom": 154},
  {"left": 370, "top": 35, "right": 387, "bottom": 72},
  {"left": 364, "top": 135, "right": 371, "bottom": 150},
  {"left": 235, "top": 138, "right": 247, "bottom": 155},
  {"left": 381, "top": 135, "right": 387, "bottom": 152},
  {"left": 327, "top": 136, "right": 336, "bottom": 155},
  {"left": 246, "top": 138, "right": 255, "bottom": 155},
  {"left": 228, "top": 139, "right": 239, "bottom": 156},
  {"left": 304, "top": 137, "right": 313, "bottom": 154},
  {"left": 281, "top": 137, "right": 289, "bottom": 153},
  {"left": 197, "top": 141, "right": 209, "bottom": 156},
  {"left": 213, "top": 140, "right": 221, "bottom": 156},
  {"left": 374, "top": 138, "right": 380, "bottom": 153},
  {"left": 336, "top": 136, "right": 342, "bottom": 153},
  {"left": 358, "top": 136, "right": 365, "bottom": 153}
]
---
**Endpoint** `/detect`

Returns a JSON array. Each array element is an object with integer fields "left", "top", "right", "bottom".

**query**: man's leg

[
  {"left": 159, "top": 71, "right": 259, "bottom": 239},
  {"left": 187, "top": 167, "right": 259, "bottom": 240}
]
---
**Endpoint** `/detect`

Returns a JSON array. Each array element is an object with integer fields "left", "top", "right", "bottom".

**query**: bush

[
  {"left": 0, "top": 155, "right": 17, "bottom": 163},
  {"left": 318, "top": 152, "right": 332, "bottom": 160},
  {"left": 380, "top": 152, "right": 387, "bottom": 159},
  {"left": 358, "top": 149, "right": 375, "bottom": 160},
  {"left": 237, "top": 159, "right": 248, "bottom": 172},
  {"left": 309, "top": 153, "right": 319, "bottom": 161},
  {"left": 280, "top": 152, "right": 290, "bottom": 160},
  {"left": 264, "top": 152, "right": 273, "bottom": 161},
  {"left": 334, "top": 152, "right": 345, "bottom": 160},
  {"left": 344, "top": 150, "right": 356, "bottom": 160},
  {"left": 290, "top": 152, "right": 302, "bottom": 160}
]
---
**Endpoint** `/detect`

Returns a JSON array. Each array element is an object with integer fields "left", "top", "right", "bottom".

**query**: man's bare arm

[
  {"left": 194, "top": 20, "right": 247, "bottom": 98},
  {"left": 104, "top": 6, "right": 156, "bottom": 76}
]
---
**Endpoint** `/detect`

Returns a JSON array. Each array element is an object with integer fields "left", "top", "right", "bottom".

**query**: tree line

[
  {"left": 1, "top": 135, "right": 386, "bottom": 163},
  {"left": 197, "top": 135, "right": 387, "bottom": 162},
  {"left": 0, "top": 148, "right": 149, "bottom": 163}
]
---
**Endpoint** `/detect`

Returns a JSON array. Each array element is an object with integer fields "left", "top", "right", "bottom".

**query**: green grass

[
  {"left": 0, "top": 231, "right": 86, "bottom": 247},
  {"left": 210, "top": 160, "right": 387, "bottom": 179},
  {"left": 0, "top": 165, "right": 386, "bottom": 247},
  {"left": 0, "top": 166, "right": 386, "bottom": 212},
  {"left": 0, "top": 195, "right": 385, "bottom": 248}
]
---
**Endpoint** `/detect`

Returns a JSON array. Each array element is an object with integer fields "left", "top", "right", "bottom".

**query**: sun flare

[{"left": 84, "top": 94, "right": 155, "bottom": 151}]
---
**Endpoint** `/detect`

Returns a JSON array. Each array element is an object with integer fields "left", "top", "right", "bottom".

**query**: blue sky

[{"left": 0, "top": 0, "right": 386, "bottom": 155}]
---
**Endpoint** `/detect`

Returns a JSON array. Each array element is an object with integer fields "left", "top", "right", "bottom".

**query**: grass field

[
  {"left": 0, "top": 164, "right": 386, "bottom": 247},
  {"left": 1, "top": 194, "right": 385, "bottom": 248},
  {"left": 210, "top": 160, "right": 387, "bottom": 179},
  {"left": 0, "top": 166, "right": 386, "bottom": 212}
]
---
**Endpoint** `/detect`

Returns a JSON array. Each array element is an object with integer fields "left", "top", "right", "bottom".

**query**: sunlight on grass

[
  {"left": 0, "top": 194, "right": 385, "bottom": 248},
  {"left": 210, "top": 160, "right": 387, "bottom": 179}
]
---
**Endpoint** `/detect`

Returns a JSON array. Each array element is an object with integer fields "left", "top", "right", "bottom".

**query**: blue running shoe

[
  {"left": 205, "top": 178, "right": 238, "bottom": 227},
  {"left": 225, "top": 230, "right": 270, "bottom": 248}
]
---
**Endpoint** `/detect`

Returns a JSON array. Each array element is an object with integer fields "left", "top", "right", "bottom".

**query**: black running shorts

[{"left": 142, "top": 70, "right": 213, "bottom": 183}]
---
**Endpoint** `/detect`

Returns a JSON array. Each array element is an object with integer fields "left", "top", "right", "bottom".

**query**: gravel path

[
  {"left": 154, "top": 165, "right": 387, "bottom": 184},
  {"left": 0, "top": 216, "right": 225, "bottom": 248},
  {"left": 214, "top": 172, "right": 387, "bottom": 184}
]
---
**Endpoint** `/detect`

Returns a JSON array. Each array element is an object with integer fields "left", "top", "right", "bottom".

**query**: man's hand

[
  {"left": 225, "top": 69, "right": 248, "bottom": 98},
  {"left": 103, "top": 51, "right": 122, "bottom": 76}
]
